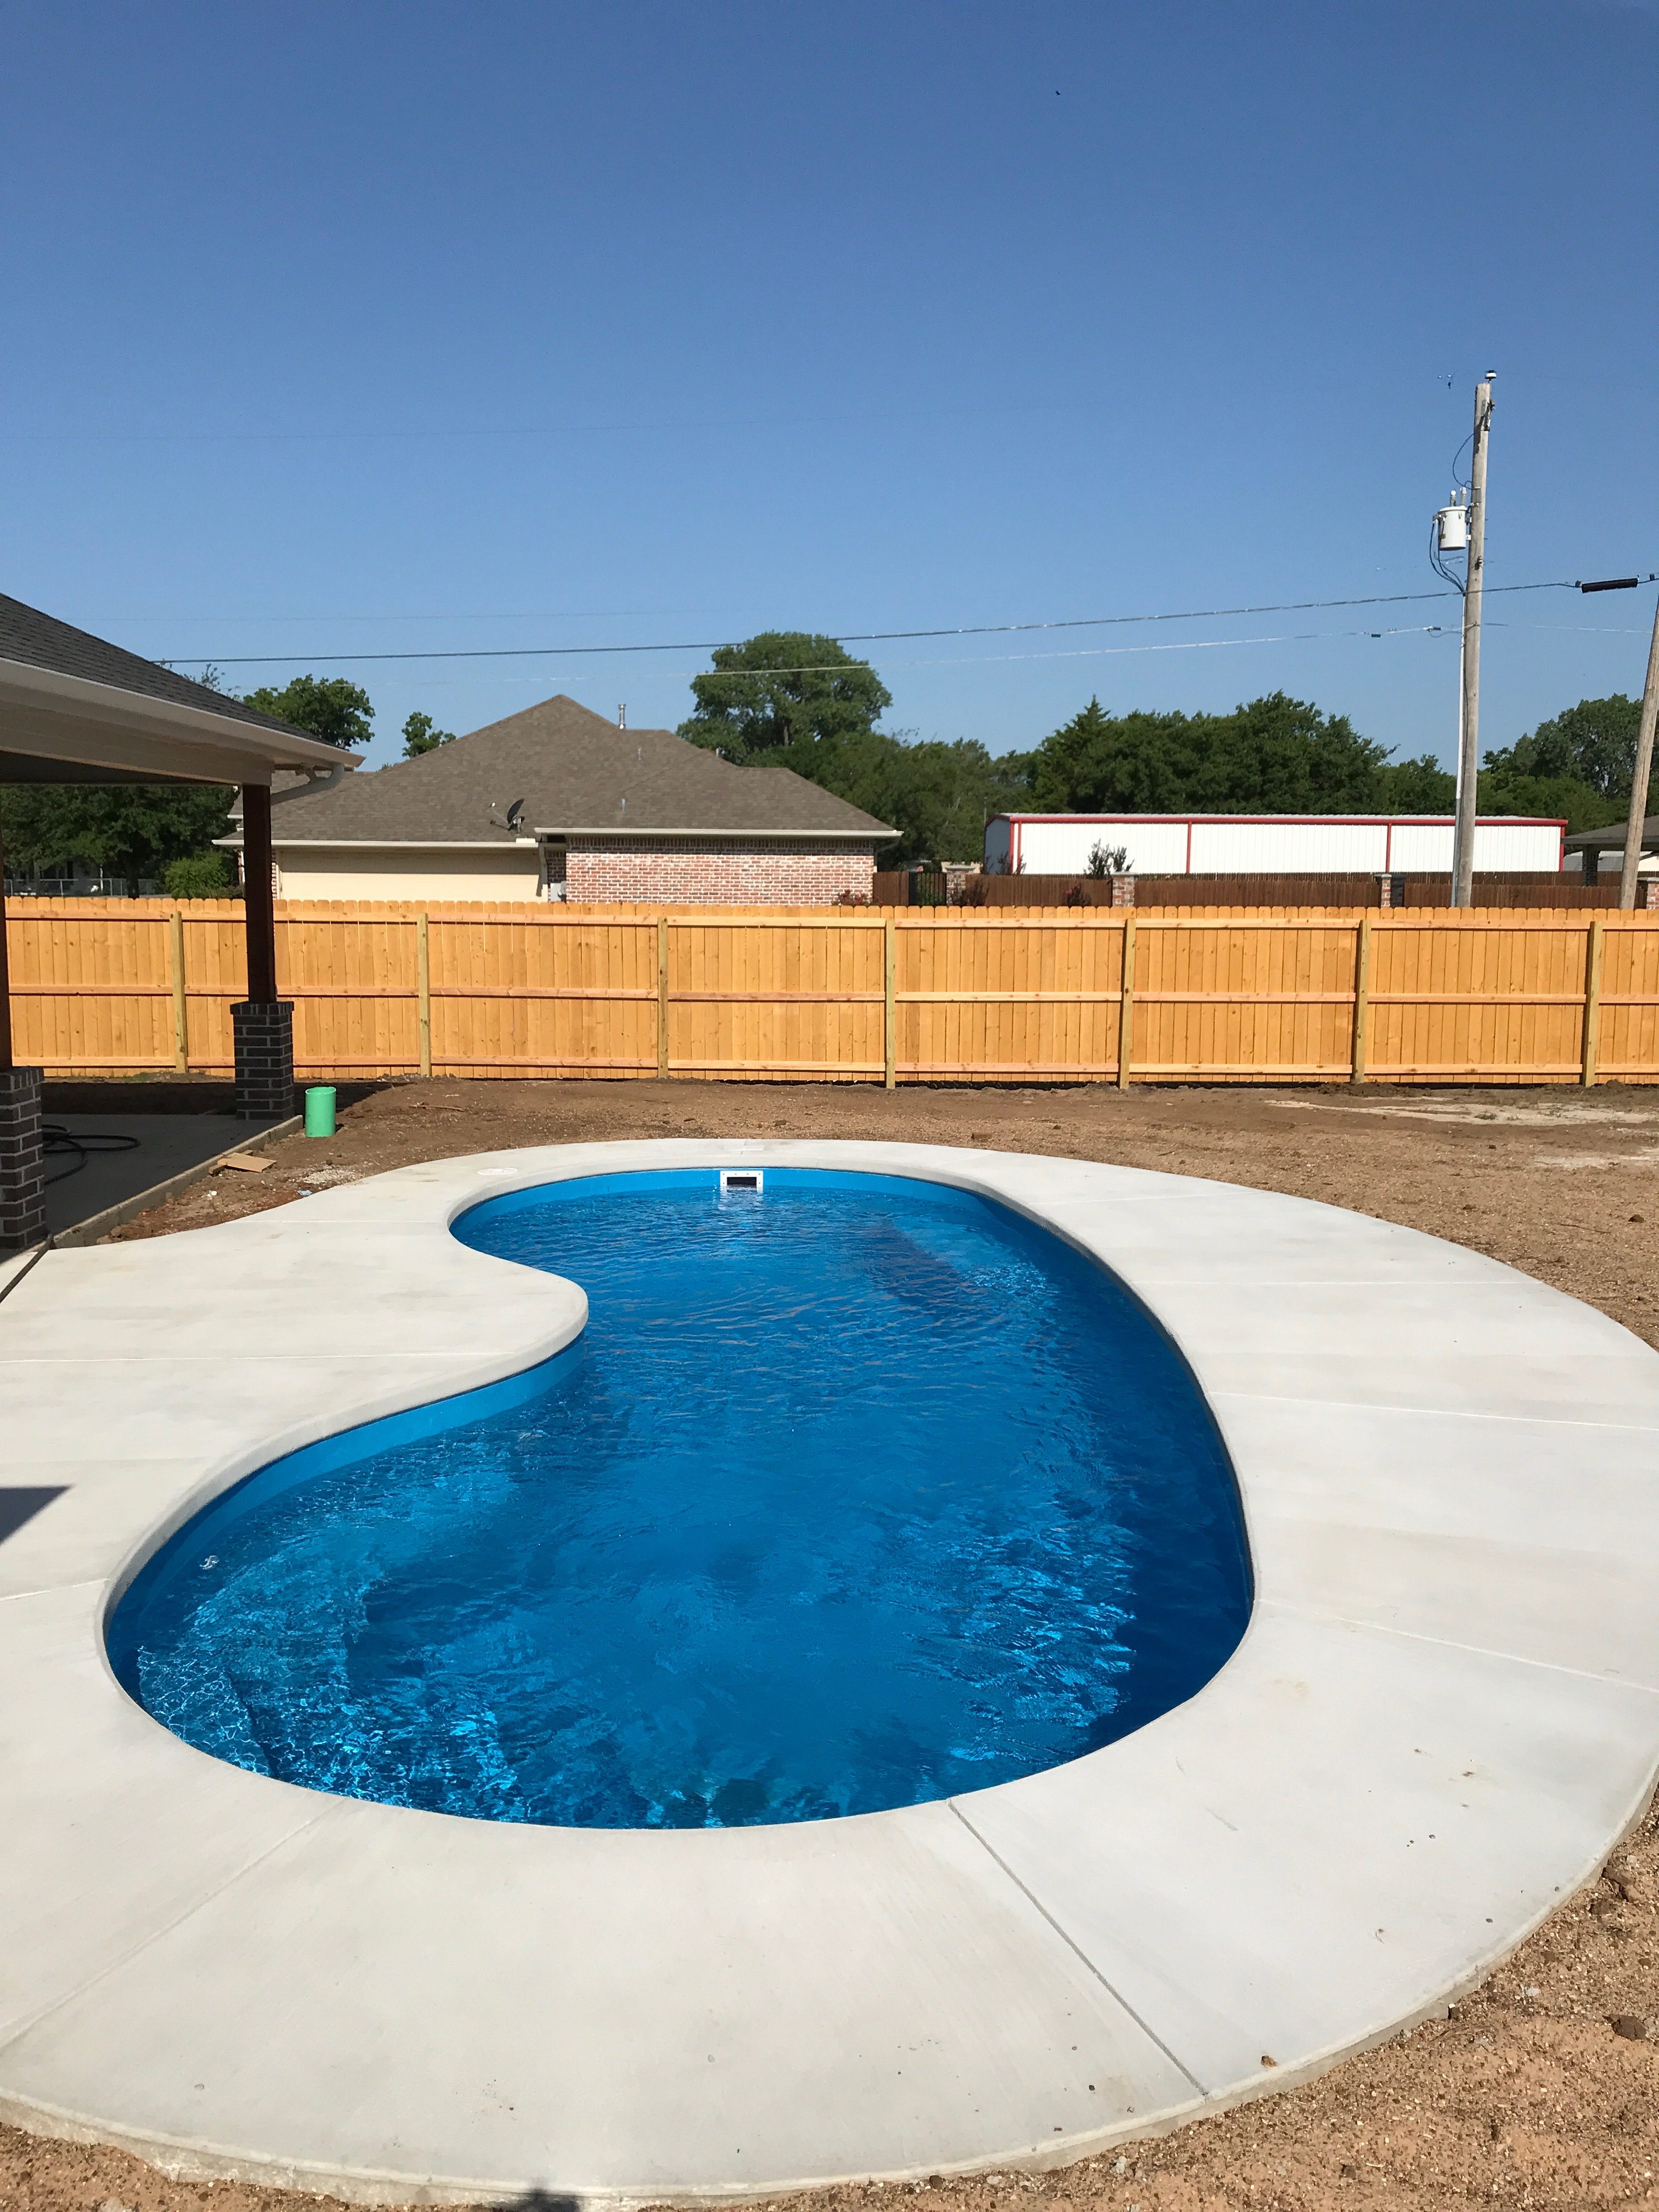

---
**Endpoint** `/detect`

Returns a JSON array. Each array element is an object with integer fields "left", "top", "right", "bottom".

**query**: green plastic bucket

[{"left": 303, "top": 1085, "right": 336, "bottom": 1139}]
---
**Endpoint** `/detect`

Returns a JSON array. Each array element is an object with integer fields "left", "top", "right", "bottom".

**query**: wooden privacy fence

[{"left": 7, "top": 898, "right": 1659, "bottom": 1087}]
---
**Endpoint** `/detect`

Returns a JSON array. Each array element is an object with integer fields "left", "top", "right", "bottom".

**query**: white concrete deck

[{"left": 1, "top": 1138, "right": 1657, "bottom": 2207}]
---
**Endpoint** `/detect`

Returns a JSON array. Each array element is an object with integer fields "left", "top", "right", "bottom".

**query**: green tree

[
  {"left": 1476, "top": 769, "right": 1622, "bottom": 836},
  {"left": 162, "top": 851, "right": 239, "bottom": 899},
  {"left": 678, "top": 634, "right": 892, "bottom": 765},
  {"left": 1483, "top": 696, "right": 1640, "bottom": 800},
  {"left": 781, "top": 730, "right": 1026, "bottom": 868},
  {"left": 869, "top": 737, "right": 1028, "bottom": 866},
  {"left": 0, "top": 781, "right": 237, "bottom": 891},
  {"left": 402, "top": 710, "right": 455, "bottom": 759},
  {"left": 679, "top": 633, "right": 1030, "bottom": 865},
  {"left": 1373, "top": 753, "right": 1455, "bottom": 811},
  {"left": 241, "top": 674, "right": 374, "bottom": 750},
  {"left": 1024, "top": 693, "right": 1392, "bottom": 814}
]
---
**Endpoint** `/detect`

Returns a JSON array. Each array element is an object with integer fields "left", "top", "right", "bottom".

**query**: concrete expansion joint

[
  {"left": 1261, "top": 1595, "right": 1659, "bottom": 1694},
  {"left": 0, "top": 1576, "right": 104, "bottom": 1609},
  {"left": 1210, "top": 1386, "right": 1659, "bottom": 1434},
  {"left": 0, "top": 1810, "right": 329, "bottom": 2068},
  {"left": 945, "top": 1799, "right": 1209, "bottom": 2098}
]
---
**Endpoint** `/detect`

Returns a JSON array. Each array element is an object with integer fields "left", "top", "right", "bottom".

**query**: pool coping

[{"left": 2, "top": 1137, "right": 1657, "bottom": 2205}]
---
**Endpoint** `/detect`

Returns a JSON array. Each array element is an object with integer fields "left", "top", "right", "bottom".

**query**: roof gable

[{"left": 264, "top": 695, "right": 895, "bottom": 842}]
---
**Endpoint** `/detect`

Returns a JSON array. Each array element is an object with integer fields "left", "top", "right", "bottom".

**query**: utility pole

[
  {"left": 1618, "top": 589, "right": 1659, "bottom": 908},
  {"left": 1451, "top": 376, "right": 1495, "bottom": 907}
]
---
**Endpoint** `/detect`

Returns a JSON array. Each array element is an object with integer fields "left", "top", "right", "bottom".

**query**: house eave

[
  {"left": 0, "top": 657, "right": 360, "bottom": 785},
  {"left": 532, "top": 825, "right": 899, "bottom": 842},
  {"left": 222, "top": 828, "right": 898, "bottom": 849},
  {"left": 217, "top": 837, "right": 538, "bottom": 853}
]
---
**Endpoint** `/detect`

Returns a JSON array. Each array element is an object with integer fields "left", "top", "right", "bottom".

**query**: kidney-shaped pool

[{"left": 108, "top": 1168, "right": 1251, "bottom": 1828}]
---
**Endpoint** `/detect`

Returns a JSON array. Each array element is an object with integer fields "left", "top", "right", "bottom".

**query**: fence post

[
  {"left": 1350, "top": 912, "right": 1372, "bottom": 1085},
  {"left": 1582, "top": 915, "right": 1605, "bottom": 1088},
  {"left": 657, "top": 914, "right": 670, "bottom": 1079},
  {"left": 884, "top": 915, "right": 896, "bottom": 1090},
  {"left": 168, "top": 909, "right": 189, "bottom": 1074},
  {"left": 415, "top": 912, "right": 432, "bottom": 1079},
  {"left": 1116, "top": 913, "right": 1137, "bottom": 1090}
]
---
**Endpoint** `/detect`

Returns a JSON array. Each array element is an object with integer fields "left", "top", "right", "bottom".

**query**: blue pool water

[{"left": 109, "top": 1169, "right": 1251, "bottom": 1828}]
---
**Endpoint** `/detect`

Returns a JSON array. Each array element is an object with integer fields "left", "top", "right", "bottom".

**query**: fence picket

[{"left": 4, "top": 898, "right": 1659, "bottom": 1086}]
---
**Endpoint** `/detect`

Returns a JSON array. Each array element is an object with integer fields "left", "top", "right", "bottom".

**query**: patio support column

[
  {"left": 0, "top": 820, "right": 46, "bottom": 1249},
  {"left": 232, "top": 782, "right": 294, "bottom": 1121}
]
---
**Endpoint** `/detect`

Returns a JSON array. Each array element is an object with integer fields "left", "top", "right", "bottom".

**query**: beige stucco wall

[{"left": 272, "top": 847, "right": 543, "bottom": 902}]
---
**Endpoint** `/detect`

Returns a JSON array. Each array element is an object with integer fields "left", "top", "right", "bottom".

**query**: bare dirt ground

[{"left": 10, "top": 1075, "right": 1659, "bottom": 2212}]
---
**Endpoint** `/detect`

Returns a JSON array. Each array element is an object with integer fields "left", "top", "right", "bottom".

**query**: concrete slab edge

[{"left": 49, "top": 1114, "right": 303, "bottom": 1250}]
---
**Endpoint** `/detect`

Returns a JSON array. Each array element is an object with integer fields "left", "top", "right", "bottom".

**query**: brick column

[
  {"left": 232, "top": 1001, "right": 295, "bottom": 1120},
  {"left": 1110, "top": 873, "right": 1136, "bottom": 907},
  {"left": 0, "top": 1066, "right": 46, "bottom": 1251}
]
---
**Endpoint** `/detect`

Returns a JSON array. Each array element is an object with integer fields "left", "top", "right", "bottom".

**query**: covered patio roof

[
  {"left": 0, "top": 594, "right": 355, "bottom": 786},
  {"left": 1, "top": 592, "right": 363, "bottom": 1246}
]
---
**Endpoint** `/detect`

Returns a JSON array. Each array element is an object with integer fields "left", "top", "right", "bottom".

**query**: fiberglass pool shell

[{"left": 107, "top": 1167, "right": 1252, "bottom": 1831}]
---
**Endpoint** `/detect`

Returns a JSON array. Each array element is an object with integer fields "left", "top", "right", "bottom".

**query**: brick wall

[
  {"left": 231, "top": 1000, "right": 295, "bottom": 1120},
  {"left": 0, "top": 1067, "right": 47, "bottom": 1250},
  {"left": 565, "top": 838, "right": 878, "bottom": 906}
]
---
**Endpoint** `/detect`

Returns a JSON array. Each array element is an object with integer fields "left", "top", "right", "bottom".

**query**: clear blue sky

[{"left": 3, "top": 1, "right": 1655, "bottom": 771}]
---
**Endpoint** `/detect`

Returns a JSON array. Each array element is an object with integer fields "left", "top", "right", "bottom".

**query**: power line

[
  {"left": 256, "top": 618, "right": 1650, "bottom": 695},
  {"left": 376, "top": 616, "right": 1648, "bottom": 696},
  {"left": 163, "top": 578, "right": 1593, "bottom": 669}
]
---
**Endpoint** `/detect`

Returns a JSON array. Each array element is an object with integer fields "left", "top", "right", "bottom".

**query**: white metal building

[{"left": 984, "top": 812, "right": 1566, "bottom": 876}]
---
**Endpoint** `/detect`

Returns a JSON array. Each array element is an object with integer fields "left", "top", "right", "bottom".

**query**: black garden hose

[{"left": 42, "top": 1123, "right": 141, "bottom": 1187}]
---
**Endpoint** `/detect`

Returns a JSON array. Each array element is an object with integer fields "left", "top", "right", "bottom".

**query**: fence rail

[
  {"left": 7, "top": 898, "right": 1659, "bottom": 1087},
  {"left": 931, "top": 871, "right": 1654, "bottom": 910}
]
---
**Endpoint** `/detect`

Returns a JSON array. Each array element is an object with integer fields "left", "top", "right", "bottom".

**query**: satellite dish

[{"left": 505, "top": 799, "right": 525, "bottom": 831}]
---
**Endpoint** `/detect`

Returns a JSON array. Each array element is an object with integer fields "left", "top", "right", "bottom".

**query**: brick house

[{"left": 223, "top": 694, "right": 896, "bottom": 904}]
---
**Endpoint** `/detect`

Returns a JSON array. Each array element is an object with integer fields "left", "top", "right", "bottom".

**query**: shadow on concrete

[
  {"left": 36, "top": 1081, "right": 384, "bottom": 1239},
  {"left": 0, "top": 1489, "right": 67, "bottom": 1545},
  {"left": 43, "top": 1079, "right": 384, "bottom": 1116},
  {"left": 41, "top": 1115, "right": 269, "bottom": 1239}
]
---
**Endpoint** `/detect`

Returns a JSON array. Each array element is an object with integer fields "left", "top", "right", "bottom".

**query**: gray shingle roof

[
  {"left": 1565, "top": 817, "right": 1657, "bottom": 849},
  {"left": 0, "top": 594, "right": 317, "bottom": 740},
  {"left": 262, "top": 695, "right": 896, "bottom": 844}
]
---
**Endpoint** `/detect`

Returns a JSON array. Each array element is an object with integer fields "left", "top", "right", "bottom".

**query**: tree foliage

[
  {"left": 1018, "top": 691, "right": 1634, "bottom": 838},
  {"left": 0, "top": 781, "right": 237, "bottom": 890},
  {"left": 1373, "top": 753, "right": 1455, "bottom": 811},
  {"left": 677, "top": 634, "right": 1020, "bottom": 865},
  {"left": 241, "top": 674, "right": 374, "bottom": 750},
  {"left": 162, "top": 851, "right": 238, "bottom": 898},
  {"left": 1474, "top": 696, "right": 1639, "bottom": 834},
  {"left": 679, "top": 647, "right": 1647, "bottom": 871},
  {"left": 793, "top": 731, "right": 1028, "bottom": 869},
  {"left": 1024, "top": 693, "right": 1396, "bottom": 814},
  {"left": 1477, "top": 769, "right": 1623, "bottom": 836},
  {"left": 1483, "top": 696, "right": 1640, "bottom": 800},
  {"left": 678, "top": 634, "right": 893, "bottom": 764},
  {"left": 402, "top": 710, "right": 456, "bottom": 758}
]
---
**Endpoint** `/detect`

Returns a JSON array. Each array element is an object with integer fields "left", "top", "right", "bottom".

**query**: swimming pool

[{"left": 108, "top": 1167, "right": 1251, "bottom": 1828}]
